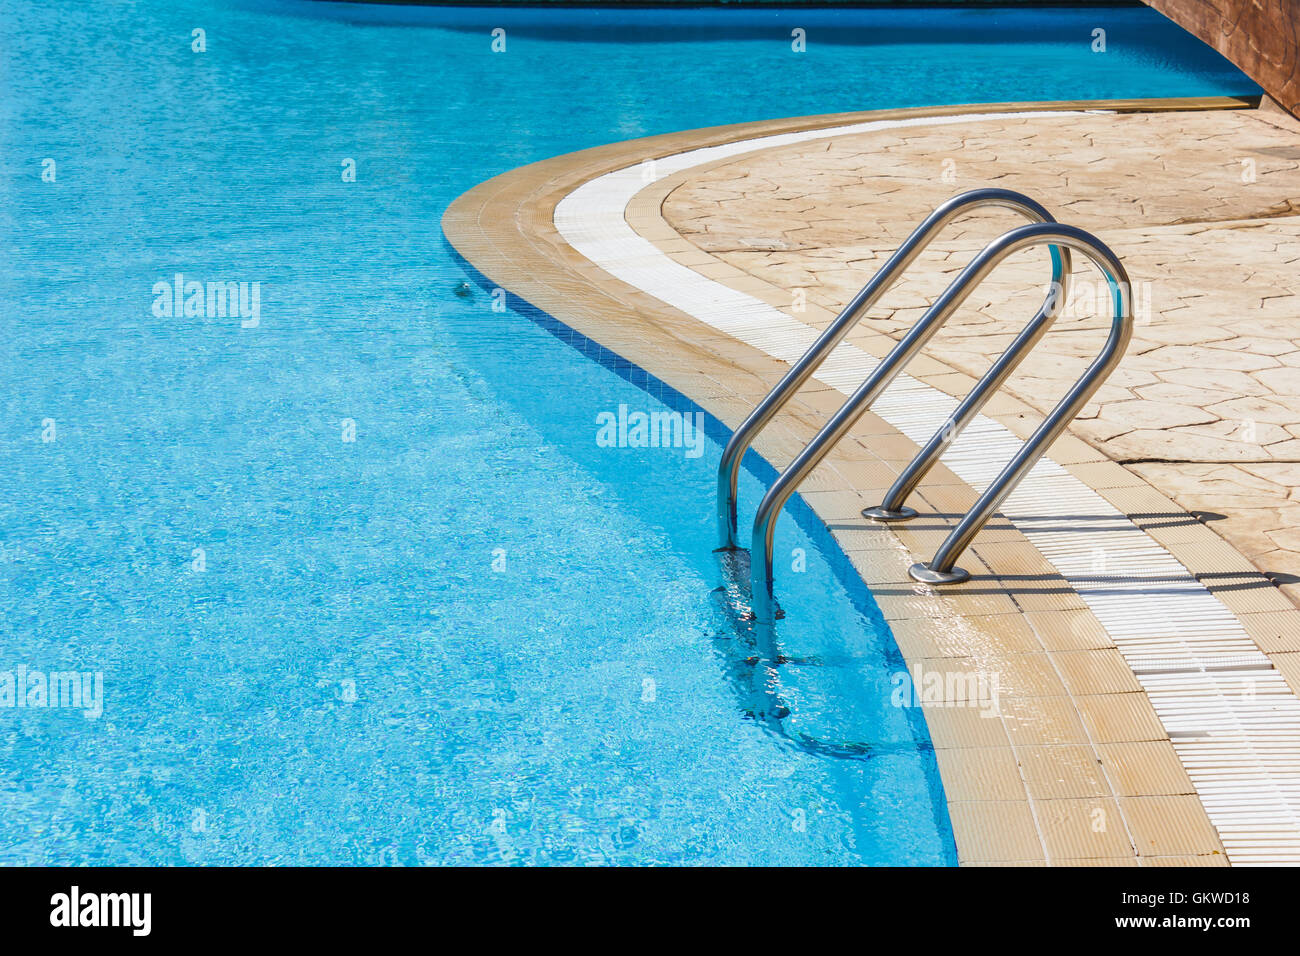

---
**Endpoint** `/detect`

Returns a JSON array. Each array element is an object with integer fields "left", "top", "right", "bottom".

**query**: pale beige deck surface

[
  {"left": 444, "top": 98, "right": 1300, "bottom": 865},
  {"left": 662, "top": 104, "right": 1300, "bottom": 607}
]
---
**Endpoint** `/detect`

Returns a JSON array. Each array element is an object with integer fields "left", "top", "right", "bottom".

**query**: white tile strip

[{"left": 553, "top": 111, "right": 1300, "bottom": 864}]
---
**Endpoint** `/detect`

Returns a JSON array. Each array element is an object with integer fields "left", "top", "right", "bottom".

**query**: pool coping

[{"left": 444, "top": 96, "right": 1300, "bottom": 866}]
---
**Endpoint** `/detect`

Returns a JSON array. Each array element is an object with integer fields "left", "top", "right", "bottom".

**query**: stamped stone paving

[{"left": 661, "top": 104, "right": 1300, "bottom": 605}]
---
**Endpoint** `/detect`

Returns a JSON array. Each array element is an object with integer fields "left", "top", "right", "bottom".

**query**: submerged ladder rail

[
  {"left": 715, "top": 188, "right": 1071, "bottom": 553},
  {"left": 749, "top": 222, "right": 1133, "bottom": 624}
]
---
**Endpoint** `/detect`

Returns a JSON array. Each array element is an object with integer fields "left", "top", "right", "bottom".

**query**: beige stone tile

[
  {"left": 1052, "top": 649, "right": 1144, "bottom": 696},
  {"left": 1141, "top": 854, "right": 1230, "bottom": 867},
  {"left": 1058, "top": 857, "right": 1142, "bottom": 867},
  {"left": 977, "top": 653, "right": 1070, "bottom": 700},
  {"left": 1018, "top": 745, "right": 1111, "bottom": 801},
  {"left": 934, "top": 747, "right": 1028, "bottom": 802},
  {"left": 1271, "top": 651, "right": 1300, "bottom": 696},
  {"left": 1037, "top": 798, "right": 1134, "bottom": 860},
  {"left": 1066, "top": 461, "right": 1152, "bottom": 489},
  {"left": 885, "top": 616, "right": 978, "bottom": 660},
  {"left": 1097, "top": 742, "right": 1196, "bottom": 797},
  {"left": 921, "top": 702, "right": 1010, "bottom": 749},
  {"left": 1239, "top": 611, "right": 1300, "bottom": 653},
  {"left": 1074, "top": 693, "right": 1167, "bottom": 743},
  {"left": 999, "top": 695, "right": 1092, "bottom": 748},
  {"left": 886, "top": 612, "right": 1038, "bottom": 659},
  {"left": 960, "top": 860, "right": 1048, "bottom": 866},
  {"left": 947, "top": 800, "right": 1046, "bottom": 864},
  {"left": 1122, "top": 796, "right": 1226, "bottom": 858},
  {"left": 1023, "top": 609, "right": 1116, "bottom": 651}
]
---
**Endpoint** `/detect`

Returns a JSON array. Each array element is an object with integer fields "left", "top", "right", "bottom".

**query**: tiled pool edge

[{"left": 443, "top": 97, "right": 1297, "bottom": 866}]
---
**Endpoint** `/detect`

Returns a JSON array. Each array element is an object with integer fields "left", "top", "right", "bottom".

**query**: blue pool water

[{"left": 0, "top": 0, "right": 1253, "bottom": 865}]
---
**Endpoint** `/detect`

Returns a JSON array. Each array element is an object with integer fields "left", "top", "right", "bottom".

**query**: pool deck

[{"left": 444, "top": 97, "right": 1300, "bottom": 866}]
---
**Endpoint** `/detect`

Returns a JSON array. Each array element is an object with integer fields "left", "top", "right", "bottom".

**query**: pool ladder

[{"left": 715, "top": 188, "right": 1134, "bottom": 625}]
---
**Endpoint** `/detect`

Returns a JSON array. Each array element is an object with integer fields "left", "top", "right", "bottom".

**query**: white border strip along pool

[{"left": 553, "top": 110, "right": 1300, "bottom": 865}]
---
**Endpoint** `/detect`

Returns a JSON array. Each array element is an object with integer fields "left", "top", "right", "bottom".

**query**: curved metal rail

[
  {"left": 749, "top": 222, "right": 1132, "bottom": 623},
  {"left": 861, "top": 277, "right": 1067, "bottom": 524},
  {"left": 715, "top": 188, "right": 1071, "bottom": 552}
]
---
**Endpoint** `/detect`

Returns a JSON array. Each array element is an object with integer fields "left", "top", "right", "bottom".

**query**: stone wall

[{"left": 1144, "top": 0, "right": 1300, "bottom": 117}]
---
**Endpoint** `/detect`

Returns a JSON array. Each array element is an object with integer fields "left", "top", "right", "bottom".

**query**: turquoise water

[{"left": 0, "top": 1, "right": 1252, "bottom": 865}]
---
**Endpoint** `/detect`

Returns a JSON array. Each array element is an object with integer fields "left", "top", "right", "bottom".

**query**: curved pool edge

[
  {"left": 445, "top": 239, "right": 959, "bottom": 865},
  {"left": 442, "top": 95, "right": 1298, "bottom": 866}
]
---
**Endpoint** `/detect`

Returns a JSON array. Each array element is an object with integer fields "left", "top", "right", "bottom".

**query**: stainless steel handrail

[
  {"left": 861, "top": 279, "right": 1066, "bottom": 524},
  {"left": 749, "top": 222, "right": 1132, "bottom": 623},
  {"left": 715, "top": 188, "right": 1071, "bottom": 552}
]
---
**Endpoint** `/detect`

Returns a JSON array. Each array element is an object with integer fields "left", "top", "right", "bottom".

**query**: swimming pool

[{"left": 0, "top": 0, "right": 1254, "bottom": 865}]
